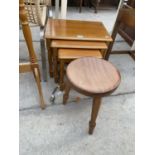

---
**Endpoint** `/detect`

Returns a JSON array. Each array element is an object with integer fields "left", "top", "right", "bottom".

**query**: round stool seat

[{"left": 66, "top": 57, "right": 121, "bottom": 96}]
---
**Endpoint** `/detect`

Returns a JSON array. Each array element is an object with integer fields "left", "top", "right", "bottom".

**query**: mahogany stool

[{"left": 63, "top": 57, "right": 121, "bottom": 134}]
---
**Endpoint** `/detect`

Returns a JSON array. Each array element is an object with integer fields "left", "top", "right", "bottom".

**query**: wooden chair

[
  {"left": 105, "top": 0, "right": 135, "bottom": 60},
  {"left": 78, "top": 0, "right": 91, "bottom": 13},
  {"left": 79, "top": 0, "right": 83, "bottom": 13},
  {"left": 63, "top": 57, "right": 121, "bottom": 134},
  {"left": 19, "top": 0, "right": 45, "bottom": 109},
  {"left": 23, "top": 0, "right": 52, "bottom": 81},
  {"left": 90, "top": 0, "right": 120, "bottom": 13},
  {"left": 58, "top": 49, "right": 104, "bottom": 90},
  {"left": 90, "top": 0, "right": 100, "bottom": 13}
]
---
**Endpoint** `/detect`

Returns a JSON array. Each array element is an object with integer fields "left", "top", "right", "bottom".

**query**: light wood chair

[
  {"left": 19, "top": 0, "right": 45, "bottom": 109},
  {"left": 58, "top": 49, "right": 104, "bottom": 90},
  {"left": 105, "top": 0, "right": 135, "bottom": 60},
  {"left": 23, "top": 0, "right": 52, "bottom": 81},
  {"left": 63, "top": 57, "right": 121, "bottom": 134}
]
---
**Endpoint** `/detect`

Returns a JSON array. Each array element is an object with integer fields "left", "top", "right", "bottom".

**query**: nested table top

[
  {"left": 67, "top": 57, "right": 121, "bottom": 96},
  {"left": 51, "top": 40, "right": 108, "bottom": 49},
  {"left": 45, "top": 19, "right": 112, "bottom": 42}
]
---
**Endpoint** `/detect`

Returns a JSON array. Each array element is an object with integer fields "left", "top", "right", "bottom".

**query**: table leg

[
  {"left": 46, "top": 39, "right": 53, "bottom": 77},
  {"left": 79, "top": 0, "right": 83, "bottom": 13},
  {"left": 89, "top": 96, "right": 101, "bottom": 135},
  {"left": 53, "top": 48, "right": 59, "bottom": 83},
  {"left": 100, "top": 49, "right": 107, "bottom": 58},
  {"left": 63, "top": 81, "right": 71, "bottom": 105},
  {"left": 60, "top": 60, "right": 65, "bottom": 90}
]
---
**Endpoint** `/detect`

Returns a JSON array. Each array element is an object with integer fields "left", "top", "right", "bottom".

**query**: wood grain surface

[
  {"left": 58, "top": 49, "right": 102, "bottom": 59},
  {"left": 45, "top": 19, "right": 112, "bottom": 41},
  {"left": 51, "top": 40, "right": 107, "bottom": 49},
  {"left": 66, "top": 57, "right": 121, "bottom": 95}
]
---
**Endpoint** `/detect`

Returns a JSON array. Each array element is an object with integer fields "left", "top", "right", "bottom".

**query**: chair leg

[
  {"left": 60, "top": 60, "right": 65, "bottom": 91},
  {"left": 40, "top": 26, "right": 47, "bottom": 82},
  {"left": 94, "top": 0, "right": 99, "bottom": 13},
  {"left": 88, "top": 0, "right": 92, "bottom": 8},
  {"left": 79, "top": 0, "right": 83, "bottom": 13},
  {"left": 33, "top": 67, "right": 46, "bottom": 109},
  {"left": 89, "top": 97, "right": 101, "bottom": 134},
  {"left": 105, "top": 22, "right": 120, "bottom": 60},
  {"left": 63, "top": 82, "right": 71, "bottom": 105},
  {"left": 32, "top": 66, "right": 41, "bottom": 82}
]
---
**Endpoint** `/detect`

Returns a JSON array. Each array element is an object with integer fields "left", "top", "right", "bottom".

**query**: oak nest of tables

[
  {"left": 45, "top": 19, "right": 112, "bottom": 79},
  {"left": 63, "top": 57, "right": 121, "bottom": 134}
]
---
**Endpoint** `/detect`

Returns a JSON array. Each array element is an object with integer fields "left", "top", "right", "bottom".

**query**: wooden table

[{"left": 45, "top": 19, "right": 112, "bottom": 77}]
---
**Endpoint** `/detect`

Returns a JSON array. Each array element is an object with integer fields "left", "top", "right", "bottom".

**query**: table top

[
  {"left": 58, "top": 49, "right": 102, "bottom": 59},
  {"left": 51, "top": 40, "right": 108, "bottom": 49},
  {"left": 67, "top": 57, "right": 121, "bottom": 96},
  {"left": 45, "top": 19, "right": 112, "bottom": 42}
]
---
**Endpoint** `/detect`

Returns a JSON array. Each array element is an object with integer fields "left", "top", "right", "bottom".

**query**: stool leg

[
  {"left": 63, "top": 82, "right": 71, "bottom": 105},
  {"left": 89, "top": 97, "right": 101, "bottom": 134},
  {"left": 60, "top": 60, "right": 65, "bottom": 91}
]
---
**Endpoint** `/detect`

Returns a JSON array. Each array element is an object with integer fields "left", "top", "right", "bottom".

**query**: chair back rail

[
  {"left": 24, "top": 0, "right": 51, "bottom": 26},
  {"left": 105, "top": 0, "right": 135, "bottom": 60}
]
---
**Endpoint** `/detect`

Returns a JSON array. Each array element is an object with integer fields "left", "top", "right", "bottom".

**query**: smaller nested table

[{"left": 63, "top": 57, "right": 121, "bottom": 134}]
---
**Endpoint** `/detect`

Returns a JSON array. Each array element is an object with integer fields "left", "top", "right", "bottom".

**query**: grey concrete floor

[{"left": 19, "top": 7, "right": 135, "bottom": 155}]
